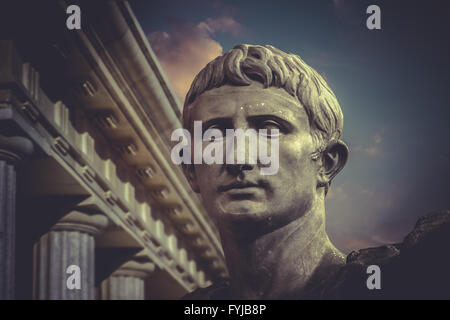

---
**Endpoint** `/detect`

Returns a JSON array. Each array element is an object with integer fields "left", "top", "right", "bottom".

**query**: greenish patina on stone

[{"left": 182, "top": 44, "right": 349, "bottom": 299}]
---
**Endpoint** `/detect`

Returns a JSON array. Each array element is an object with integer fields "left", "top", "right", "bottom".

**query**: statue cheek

[{"left": 279, "top": 145, "right": 311, "bottom": 173}]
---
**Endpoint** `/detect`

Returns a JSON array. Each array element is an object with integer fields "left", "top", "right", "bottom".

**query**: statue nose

[
  {"left": 225, "top": 163, "right": 254, "bottom": 176},
  {"left": 224, "top": 127, "right": 259, "bottom": 165}
]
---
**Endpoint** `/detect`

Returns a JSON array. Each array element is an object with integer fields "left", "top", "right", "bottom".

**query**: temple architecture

[{"left": 0, "top": 0, "right": 227, "bottom": 299}]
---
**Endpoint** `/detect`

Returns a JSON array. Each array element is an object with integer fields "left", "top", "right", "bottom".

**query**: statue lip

[{"left": 218, "top": 181, "right": 260, "bottom": 192}]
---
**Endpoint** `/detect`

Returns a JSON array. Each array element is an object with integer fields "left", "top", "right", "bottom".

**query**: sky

[{"left": 129, "top": 0, "right": 450, "bottom": 253}]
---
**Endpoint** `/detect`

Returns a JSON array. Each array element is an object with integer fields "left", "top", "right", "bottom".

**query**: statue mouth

[{"left": 218, "top": 181, "right": 261, "bottom": 192}]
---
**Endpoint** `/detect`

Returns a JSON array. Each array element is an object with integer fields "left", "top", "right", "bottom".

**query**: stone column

[
  {"left": 33, "top": 210, "right": 109, "bottom": 300},
  {"left": 100, "top": 260, "right": 155, "bottom": 300},
  {"left": 0, "top": 135, "right": 33, "bottom": 300}
]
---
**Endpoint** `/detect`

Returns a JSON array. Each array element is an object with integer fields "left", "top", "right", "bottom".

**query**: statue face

[{"left": 186, "top": 82, "right": 322, "bottom": 236}]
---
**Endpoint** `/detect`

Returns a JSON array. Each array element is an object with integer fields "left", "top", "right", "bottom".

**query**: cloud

[
  {"left": 352, "top": 130, "right": 384, "bottom": 157},
  {"left": 198, "top": 17, "right": 243, "bottom": 36},
  {"left": 326, "top": 177, "right": 407, "bottom": 254},
  {"left": 327, "top": 185, "right": 348, "bottom": 201},
  {"left": 360, "top": 188, "right": 375, "bottom": 197},
  {"left": 148, "top": 16, "right": 243, "bottom": 103}
]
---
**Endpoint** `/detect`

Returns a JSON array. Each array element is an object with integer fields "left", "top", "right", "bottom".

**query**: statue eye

[
  {"left": 258, "top": 120, "right": 282, "bottom": 137},
  {"left": 260, "top": 120, "right": 280, "bottom": 130},
  {"left": 205, "top": 123, "right": 226, "bottom": 132},
  {"left": 204, "top": 124, "right": 225, "bottom": 142}
]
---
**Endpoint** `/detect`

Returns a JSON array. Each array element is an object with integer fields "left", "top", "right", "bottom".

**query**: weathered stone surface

[
  {"left": 0, "top": 160, "right": 16, "bottom": 300},
  {"left": 346, "top": 244, "right": 401, "bottom": 266},
  {"left": 34, "top": 211, "right": 109, "bottom": 300},
  {"left": 402, "top": 210, "right": 450, "bottom": 249},
  {"left": 323, "top": 210, "right": 450, "bottom": 299},
  {"left": 100, "top": 260, "right": 155, "bottom": 300},
  {"left": 0, "top": 135, "right": 33, "bottom": 300},
  {"left": 182, "top": 44, "right": 349, "bottom": 299}
]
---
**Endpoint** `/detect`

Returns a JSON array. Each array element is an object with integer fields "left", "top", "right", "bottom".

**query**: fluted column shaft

[
  {"left": 34, "top": 211, "right": 108, "bottom": 300},
  {"left": 0, "top": 135, "right": 33, "bottom": 300},
  {"left": 101, "top": 260, "right": 155, "bottom": 300}
]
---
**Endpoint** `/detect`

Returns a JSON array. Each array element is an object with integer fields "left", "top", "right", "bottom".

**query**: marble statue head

[{"left": 182, "top": 44, "right": 348, "bottom": 241}]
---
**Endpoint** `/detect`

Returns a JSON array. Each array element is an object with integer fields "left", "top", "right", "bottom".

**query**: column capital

[
  {"left": 112, "top": 260, "right": 156, "bottom": 279},
  {"left": 0, "top": 135, "right": 33, "bottom": 163},
  {"left": 51, "top": 210, "right": 109, "bottom": 236}
]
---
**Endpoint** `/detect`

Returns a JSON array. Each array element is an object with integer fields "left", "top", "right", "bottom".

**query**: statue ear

[
  {"left": 317, "top": 140, "right": 349, "bottom": 186},
  {"left": 182, "top": 163, "right": 200, "bottom": 193}
]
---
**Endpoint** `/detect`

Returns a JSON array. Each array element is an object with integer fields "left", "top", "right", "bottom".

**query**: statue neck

[{"left": 218, "top": 195, "right": 345, "bottom": 299}]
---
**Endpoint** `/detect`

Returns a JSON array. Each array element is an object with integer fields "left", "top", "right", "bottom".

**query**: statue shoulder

[{"left": 324, "top": 210, "right": 450, "bottom": 299}]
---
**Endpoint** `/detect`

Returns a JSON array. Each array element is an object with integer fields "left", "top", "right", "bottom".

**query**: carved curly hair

[{"left": 183, "top": 44, "right": 344, "bottom": 152}]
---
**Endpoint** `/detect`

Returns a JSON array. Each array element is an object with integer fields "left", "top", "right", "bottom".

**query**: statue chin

[
  {"left": 217, "top": 199, "right": 270, "bottom": 221},
  {"left": 214, "top": 202, "right": 289, "bottom": 239}
]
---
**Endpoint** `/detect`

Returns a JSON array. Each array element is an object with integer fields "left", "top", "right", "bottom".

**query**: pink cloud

[
  {"left": 148, "top": 16, "right": 243, "bottom": 103},
  {"left": 199, "top": 16, "right": 243, "bottom": 36}
]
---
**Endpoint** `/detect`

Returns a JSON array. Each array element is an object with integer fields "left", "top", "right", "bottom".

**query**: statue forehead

[
  {"left": 193, "top": 82, "right": 294, "bottom": 100},
  {"left": 189, "top": 83, "right": 306, "bottom": 121}
]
